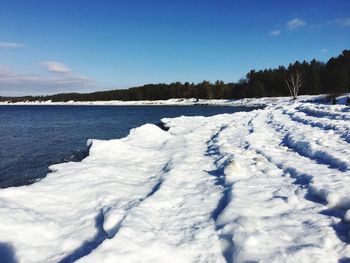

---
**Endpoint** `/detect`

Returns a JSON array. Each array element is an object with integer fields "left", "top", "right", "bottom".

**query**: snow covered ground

[
  {"left": 0, "top": 96, "right": 350, "bottom": 262},
  {"left": 1, "top": 97, "right": 251, "bottom": 106},
  {"left": 0, "top": 94, "right": 340, "bottom": 107}
]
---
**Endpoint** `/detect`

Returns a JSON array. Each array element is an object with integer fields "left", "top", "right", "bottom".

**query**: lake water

[{"left": 0, "top": 105, "right": 255, "bottom": 188}]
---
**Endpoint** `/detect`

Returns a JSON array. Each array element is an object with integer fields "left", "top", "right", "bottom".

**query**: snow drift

[{"left": 0, "top": 98, "right": 350, "bottom": 262}]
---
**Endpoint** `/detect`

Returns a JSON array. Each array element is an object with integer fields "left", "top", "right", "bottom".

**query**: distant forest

[{"left": 1, "top": 50, "right": 350, "bottom": 102}]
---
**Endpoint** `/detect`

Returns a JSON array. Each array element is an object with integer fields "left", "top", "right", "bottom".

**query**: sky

[{"left": 0, "top": 0, "right": 349, "bottom": 96}]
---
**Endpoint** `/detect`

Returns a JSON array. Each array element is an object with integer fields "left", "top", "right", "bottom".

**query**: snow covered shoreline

[
  {"left": 1, "top": 94, "right": 348, "bottom": 109},
  {"left": 0, "top": 98, "right": 247, "bottom": 106},
  {"left": 0, "top": 94, "right": 345, "bottom": 107},
  {"left": 0, "top": 95, "right": 350, "bottom": 262}
]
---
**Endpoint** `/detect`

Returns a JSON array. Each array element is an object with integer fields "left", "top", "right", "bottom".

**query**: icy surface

[{"left": 0, "top": 97, "right": 350, "bottom": 262}]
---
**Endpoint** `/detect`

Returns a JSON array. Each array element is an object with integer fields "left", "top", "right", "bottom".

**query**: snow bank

[
  {"left": 0, "top": 124, "right": 175, "bottom": 262},
  {"left": 1, "top": 93, "right": 348, "bottom": 107},
  {"left": 0, "top": 98, "right": 350, "bottom": 262}
]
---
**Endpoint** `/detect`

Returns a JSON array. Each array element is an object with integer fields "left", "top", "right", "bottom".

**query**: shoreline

[{"left": 0, "top": 94, "right": 332, "bottom": 108}]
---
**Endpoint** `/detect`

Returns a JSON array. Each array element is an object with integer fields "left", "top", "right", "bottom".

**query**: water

[{"left": 0, "top": 105, "right": 255, "bottom": 188}]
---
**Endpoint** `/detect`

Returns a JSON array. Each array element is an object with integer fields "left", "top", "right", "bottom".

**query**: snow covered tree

[{"left": 285, "top": 70, "right": 303, "bottom": 100}]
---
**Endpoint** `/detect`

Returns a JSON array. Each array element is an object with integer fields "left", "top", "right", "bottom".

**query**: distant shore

[{"left": 0, "top": 94, "right": 342, "bottom": 107}]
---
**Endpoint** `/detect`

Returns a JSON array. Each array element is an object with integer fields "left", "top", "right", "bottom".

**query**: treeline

[{"left": 1, "top": 50, "right": 350, "bottom": 102}]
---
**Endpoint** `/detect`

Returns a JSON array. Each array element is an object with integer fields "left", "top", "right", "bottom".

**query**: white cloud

[
  {"left": 0, "top": 42, "right": 27, "bottom": 48},
  {"left": 0, "top": 65, "right": 14, "bottom": 77},
  {"left": 286, "top": 18, "right": 306, "bottom": 30},
  {"left": 40, "top": 61, "right": 71, "bottom": 73},
  {"left": 310, "top": 17, "right": 350, "bottom": 29},
  {"left": 332, "top": 17, "right": 350, "bottom": 27},
  {"left": 321, "top": 48, "right": 328, "bottom": 53},
  {"left": 269, "top": 30, "right": 281, "bottom": 36},
  {"left": 0, "top": 64, "right": 98, "bottom": 96}
]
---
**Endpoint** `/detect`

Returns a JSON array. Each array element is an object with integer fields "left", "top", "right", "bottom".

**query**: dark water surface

[{"left": 0, "top": 105, "right": 254, "bottom": 188}]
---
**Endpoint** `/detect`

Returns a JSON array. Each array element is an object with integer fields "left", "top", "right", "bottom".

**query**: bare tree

[{"left": 285, "top": 70, "right": 303, "bottom": 100}]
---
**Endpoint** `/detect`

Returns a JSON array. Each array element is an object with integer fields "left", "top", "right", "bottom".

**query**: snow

[
  {"left": 0, "top": 95, "right": 350, "bottom": 262},
  {"left": 102, "top": 207, "right": 125, "bottom": 238},
  {"left": 345, "top": 210, "right": 350, "bottom": 223},
  {"left": 0, "top": 94, "right": 344, "bottom": 107}
]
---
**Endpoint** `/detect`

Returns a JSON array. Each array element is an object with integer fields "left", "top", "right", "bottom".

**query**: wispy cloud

[
  {"left": 0, "top": 65, "right": 14, "bottom": 77},
  {"left": 0, "top": 63, "right": 98, "bottom": 96},
  {"left": 321, "top": 48, "right": 328, "bottom": 53},
  {"left": 309, "top": 17, "right": 350, "bottom": 29},
  {"left": 269, "top": 16, "right": 349, "bottom": 38},
  {"left": 286, "top": 18, "right": 306, "bottom": 30},
  {"left": 329, "top": 17, "right": 350, "bottom": 27},
  {"left": 40, "top": 61, "right": 71, "bottom": 73},
  {"left": 269, "top": 17, "right": 307, "bottom": 36},
  {"left": 269, "top": 30, "right": 281, "bottom": 36},
  {"left": 0, "top": 42, "right": 27, "bottom": 49}
]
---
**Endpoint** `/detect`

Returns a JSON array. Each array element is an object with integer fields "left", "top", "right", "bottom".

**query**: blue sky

[{"left": 0, "top": 0, "right": 349, "bottom": 96}]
